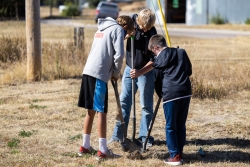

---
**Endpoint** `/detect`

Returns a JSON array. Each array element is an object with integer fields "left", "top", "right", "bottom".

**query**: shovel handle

[
  {"left": 143, "top": 97, "right": 161, "bottom": 151},
  {"left": 131, "top": 35, "right": 136, "bottom": 142},
  {"left": 111, "top": 80, "right": 127, "bottom": 139}
]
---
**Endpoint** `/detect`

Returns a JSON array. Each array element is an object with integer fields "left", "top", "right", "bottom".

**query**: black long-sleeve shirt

[
  {"left": 153, "top": 47, "right": 192, "bottom": 102},
  {"left": 125, "top": 14, "right": 157, "bottom": 69}
]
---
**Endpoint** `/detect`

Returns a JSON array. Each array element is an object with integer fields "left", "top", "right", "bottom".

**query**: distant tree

[
  {"left": 0, "top": 0, "right": 25, "bottom": 19},
  {"left": 245, "top": 18, "right": 250, "bottom": 24},
  {"left": 61, "top": 3, "right": 81, "bottom": 16},
  {"left": 87, "top": 0, "right": 101, "bottom": 8}
]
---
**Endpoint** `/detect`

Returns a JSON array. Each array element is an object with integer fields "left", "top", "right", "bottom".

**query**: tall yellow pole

[{"left": 157, "top": 0, "right": 171, "bottom": 47}]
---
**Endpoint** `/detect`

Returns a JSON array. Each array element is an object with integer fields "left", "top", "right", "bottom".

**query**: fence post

[{"left": 74, "top": 27, "right": 84, "bottom": 50}]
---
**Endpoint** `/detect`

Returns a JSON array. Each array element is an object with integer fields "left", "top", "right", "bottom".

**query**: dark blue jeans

[{"left": 163, "top": 97, "right": 191, "bottom": 158}]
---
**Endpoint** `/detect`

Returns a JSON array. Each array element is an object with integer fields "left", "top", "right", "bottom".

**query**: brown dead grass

[
  {"left": 1, "top": 36, "right": 250, "bottom": 166},
  {"left": 0, "top": 79, "right": 249, "bottom": 166},
  {"left": 1, "top": 5, "right": 250, "bottom": 166}
]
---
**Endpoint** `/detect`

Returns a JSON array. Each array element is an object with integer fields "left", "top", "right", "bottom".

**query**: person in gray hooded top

[{"left": 77, "top": 16, "right": 134, "bottom": 161}]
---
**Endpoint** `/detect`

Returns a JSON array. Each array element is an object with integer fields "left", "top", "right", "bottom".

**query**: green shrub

[
  {"left": 245, "top": 18, "right": 250, "bottom": 24},
  {"left": 61, "top": 4, "right": 81, "bottom": 17},
  {"left": 87, "top": 0, "right": 101, "bottom": 8},
  {"left": 210, "top": 13, "right": 225, "bottom": 24}
]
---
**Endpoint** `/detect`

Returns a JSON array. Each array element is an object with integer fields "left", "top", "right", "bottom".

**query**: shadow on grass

[
  {"left": 187, "top": 138, "right": 250, "bottom": 148},
  {"left": 143, "top": 138, "right": 250, "bottom": 163},
  {"left": 153, "top": 137, "right": 250, "bottom": 148},
  {"left": 183, "top": 150, "right": 250, "bottom": 163}
]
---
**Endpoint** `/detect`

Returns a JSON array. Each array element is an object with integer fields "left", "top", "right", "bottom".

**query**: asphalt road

[
  {"left": 41, "top": 19, "right": 250, "bottom": 39},
  {"left": 159, "top": 27, "right": 250, "bottom": 38}
]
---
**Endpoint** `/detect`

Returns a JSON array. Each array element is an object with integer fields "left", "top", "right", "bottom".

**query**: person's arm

[
  {"left": 112, "top": 29, "right": 125, "bottom": 79},
  {"left": 130, "top": 61, "right": 154, "bottom": 78}
]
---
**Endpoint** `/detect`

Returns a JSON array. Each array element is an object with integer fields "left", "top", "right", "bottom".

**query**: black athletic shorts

[{"left": 78, "top": 74, "right": 108, "bottom": 113}]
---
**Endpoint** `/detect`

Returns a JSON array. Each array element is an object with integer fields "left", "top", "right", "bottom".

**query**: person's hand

[
  {"left": 124, "top": 29, "right": 135, "bottom": 40},
  {"left": 130, "top": 69, "right": 141, "bottom": 78}
]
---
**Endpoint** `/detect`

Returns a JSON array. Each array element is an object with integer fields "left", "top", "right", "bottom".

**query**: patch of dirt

[
  {"left": 126, "top": 150, "right": 143, "bottom": 160},
  {"left": 142, "top": 149, "right": 166, "bottom": 159}
]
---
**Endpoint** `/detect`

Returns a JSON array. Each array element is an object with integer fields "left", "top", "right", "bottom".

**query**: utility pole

[{"left": 26, "top": 0, "right": 42, "bottom": 81}]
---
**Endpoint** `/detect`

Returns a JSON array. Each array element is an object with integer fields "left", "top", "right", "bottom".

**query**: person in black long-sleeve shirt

[{"left": 131, "top": 34, "right": 192, "bottom": 165}]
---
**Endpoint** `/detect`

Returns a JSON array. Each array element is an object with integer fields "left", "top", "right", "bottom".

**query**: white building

[{"left": 146, "top": 0, "right": 250, "bottom": 25}]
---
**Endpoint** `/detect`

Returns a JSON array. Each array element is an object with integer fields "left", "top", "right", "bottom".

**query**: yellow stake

[{"left": 157, "top": 0, "right": 171, "bottom": 47}]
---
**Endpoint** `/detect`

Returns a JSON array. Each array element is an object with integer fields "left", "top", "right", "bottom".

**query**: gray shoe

[{"left": 143, "top": 142, "right": 153, "bottom": 149}]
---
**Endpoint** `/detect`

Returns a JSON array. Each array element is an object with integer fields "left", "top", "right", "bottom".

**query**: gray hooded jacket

[{"left": 83, "top": 17, "right": 124, "bottom": 83}]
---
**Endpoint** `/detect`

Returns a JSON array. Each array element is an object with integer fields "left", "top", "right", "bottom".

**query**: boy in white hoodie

[{"left": 77, "top": 16, "right": 134, "bottom": 161}]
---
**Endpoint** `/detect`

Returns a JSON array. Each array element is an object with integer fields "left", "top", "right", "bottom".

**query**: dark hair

[
  {"left": 116, "top": 15, "right": 134, "bottom": 32},
  {"left": 148, "top": 34, "right": 167, "bottom": 50}
]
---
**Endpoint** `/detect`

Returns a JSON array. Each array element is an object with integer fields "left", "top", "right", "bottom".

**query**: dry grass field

[{"left": 0, "top": 2, "right": 250, "bottom": 167}]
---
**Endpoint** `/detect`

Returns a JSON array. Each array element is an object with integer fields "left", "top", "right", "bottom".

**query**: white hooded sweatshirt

[{"left": 83, "top": 17, "right": 124, "bottom": 83}]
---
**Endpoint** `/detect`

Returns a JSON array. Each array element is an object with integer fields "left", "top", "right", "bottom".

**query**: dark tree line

[
  {"left": 0, "top": 0, "right": 101, "bottom": 20},
  {"left": 0, "top": 0, "right": 25, "bottom": 19}
]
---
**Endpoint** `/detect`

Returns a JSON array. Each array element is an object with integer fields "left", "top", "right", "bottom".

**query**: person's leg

[
  {"left": 96, "top": 84, "right": 121, "bottom": 160},
  {"left": 84, "top": 109, "right": 96, "bottom": 134},
  {"left": 176, "top": 97, "right": 190, "bottom": 153},
  {"left": 78, "top": 75, "right": 97, "bottom": 155},
  {"left": 163, "top": 100, "right": 180, "bottom": 158},
  {"left": 80, "top": 109, "right": 96, "bottom": 154},
  {"left": 111, "top": 66, "right": 138, "bottom": 141},
  {"left": 137, "top": 70, "right": 154, "bottom": 143},
  {"left": 97, "top": 111, "right": 121, "bottom": 160},
  {"left": 98, "top": 112, "right": 107, "bottom": 138},
  {"left": 98, "top": 112, "right": 108, "bottom": 154}
]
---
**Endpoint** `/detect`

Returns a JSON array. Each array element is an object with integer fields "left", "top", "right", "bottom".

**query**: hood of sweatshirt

[
  {"left": 154, "top": 47, "right": 177, "bottom": 69},
  {"left": 98, "top": 17, "right": 119, "bottom": 31}
]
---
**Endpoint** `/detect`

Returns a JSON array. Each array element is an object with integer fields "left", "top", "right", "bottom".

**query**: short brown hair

[
  {"left": 136, "top": 8, "right": 156, "bottom": 30},
  {"left": 148, "top": 34, "right": 167, "bottom": 50},
  {"left": 116, "top": 15, "right": 134, "bottom": 32}
]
